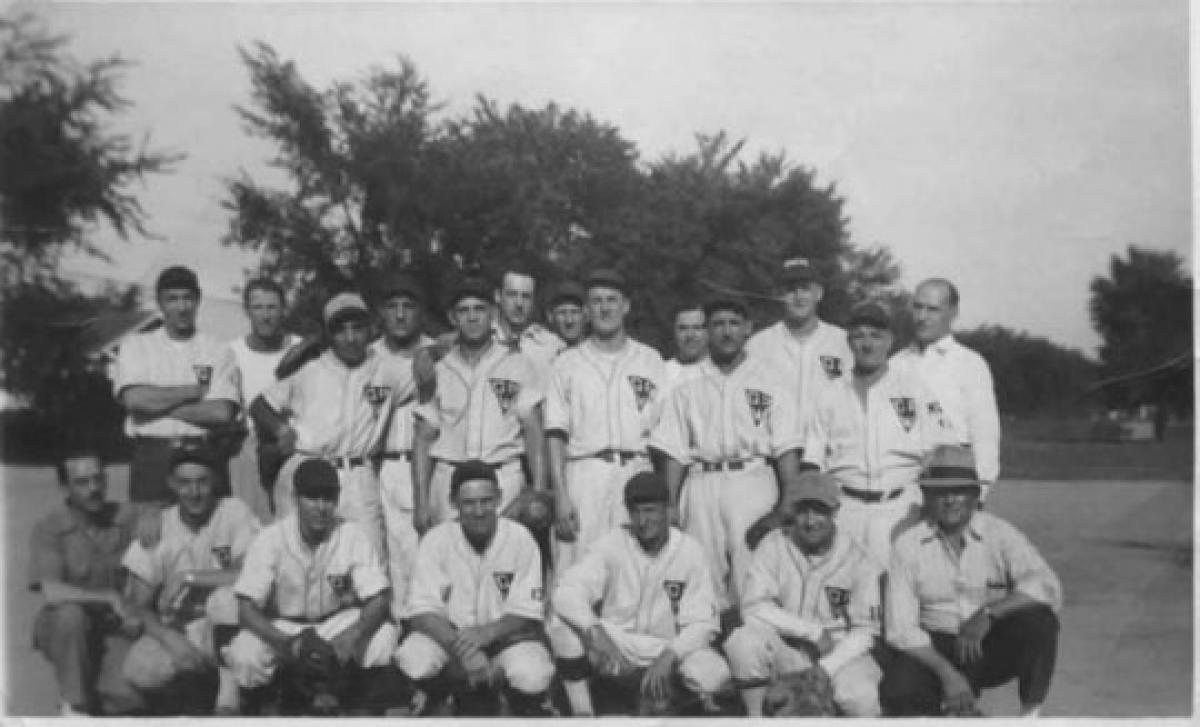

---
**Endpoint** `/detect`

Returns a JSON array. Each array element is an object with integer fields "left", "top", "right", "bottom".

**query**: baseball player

[
  {"left": 227, "top": 278, "right": 300, "bottom": 522},
  {"left": 891, "top": 278, "right": 1001, "bottom": 501},
  {"left": 225, "top": 459, "right": 398, "bottom": 704},
  {"left": 250, "top": 292, "right": 415, "bottom": 556},
  {"left": 493, "top": 264, "right": 565, "bottom": 378},
  {"left": 546, "top": 280, "right": 588, "bottom": 347},
  {"left": 30, "top": 448, "right": 146, "bottom": 715},
  {"left": 723, "top": 471, "right": 883, "bottom": 717},
  {"left": 412, "top": 274, "right": 547, "bottom": 532},
  {"left": 369, "top": 273, "right": 434, "bottom": 619},
  {"left": 548, "top": 472, "right": 731, "bottom": 716},
  {"left": 662, "top": 302, "right": 708, "bottom": 393},
  {"left": 547, "top": 268, "right": 665, "bottom": 577},
  {"left": 745, "top": 257, "right": 852, "bottom": 415},
  {"left": 880, "top": 446, "right": 1062, "bottom": 718},
  {"left": 119, "top": 447, "right": 261, "bottom": 715},
  {"left": 394, "top": 461, "right": 555, "bottom": 716},
  {"left": 650, "top": 297, "right": 805, "bottom": 613},
  {"left": 803, "top": 301, "right": 955, "bottom": 566},
  {"left": 114, "top": 265, "right": 241, "bottom": 503}
]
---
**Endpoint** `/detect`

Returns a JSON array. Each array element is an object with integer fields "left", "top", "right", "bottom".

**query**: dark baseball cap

[
  {"left": 548, "top": 280, "right": 586, "bottom": 308},
  {"left": 624, "top": 471, "right": 670, "bottom": 508},
  {"left": 786, "top": 471, "right": 840, "bottom": 508},
  {"left": 168, "top": 445, "right": 220, "bottom": 473},
  {"left": 446, "top": 275, "right": 494, "bottom": 309},
  {"left": 376, "top": 273, "right": 426, "bottom": 306},
  {"left": 585, "top": 268, "right": 627, "bottom": 295},
  {"left": 703, "top": 295, "right": 748, "bottom": 319},
  {"left": 847, "top": 301, "right": 891, "bottom": 330},
  {"left": 156, "top": 265, "right": 201, "bottom": 295},
  {"left": 293, "top": 458, "right": 340, "bottom": 499},
  {"left": 450, "top": 460, "right": 498, "bottom": 500},
  {"left": 323, "top": 292, "right": 370, "bottom": 328},
  {"left": 780, "top": 257, "right": 820, "bottom": 286}
]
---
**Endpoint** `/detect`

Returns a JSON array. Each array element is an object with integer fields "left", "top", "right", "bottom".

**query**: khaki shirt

[{"left": 29, "top": 501, "right": 138, "bottom": 591}]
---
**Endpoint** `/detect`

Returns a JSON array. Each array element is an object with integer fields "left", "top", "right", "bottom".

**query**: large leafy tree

[{"left": 957, "top": 325, "right": 1096, "bottom": 416}]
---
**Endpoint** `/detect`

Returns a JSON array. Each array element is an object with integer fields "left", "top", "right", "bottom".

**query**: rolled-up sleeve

[
  {"left": 1001, "top": 523, "right": 1063, "bottom": 612},
  {"left": 543, "top": 364, "right": 570, "bottom": 436},
  {"left": 112, "top": 335, "right": 147, "bottom": 397},
  {"left": 553, "top": 548, "right": 609, "bottom": 631},
  {"left": 347, "top": 526, "right": 389, "bottom": 601},
  {"left": 207, "top": 345, "right": 242, "bottom": 405},
  {"left": 503, "top": 531, "right": 546, "bottom": 621},
  {"left": 121, "top": 542, "right": 162, "bottom": 589},
  {"left": 405, "top": 533, "right": 450, "bottom": 619}
]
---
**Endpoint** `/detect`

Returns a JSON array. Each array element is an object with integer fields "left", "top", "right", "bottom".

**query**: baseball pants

[
  {"left": 724, "top": 621, "right": 881, "bottom": 716},
  {"left": 227, "top": 433, "right": 274, "bottom": 523},
  {"left": 121, "top": 587, "right": 238, "bottom": 692},
  {"left": 680, "top": 461, "right": 778, "bottom": 610},
  {"left": 547, "top": 617, "right": 730, "bottom": 696},
  {"left": 393, "top": 631, "right": 554, "bottom": 695},
  {"left": 553, "top": 455, "right": 651, "bottom": 578},
  {"left": 878, "top": 605, "right": 1060, "bottom": 716},
  {"left": 428, "top": 459, "right": 524, "bottom": 525},
  {"left": 379, "top": 455, "right": 419, "bottom": 620},
  {"left": 836, "top": 488, "right": 921, "bottom": 568},
  {"left": 33, "top": 603, "right": 144, "bottom": 714},
  {"left": 224, "top": 608, "right": 399, "bottom": 688},
  {"left": 275, "top": 455, "right": 385, "bottom": 557}
]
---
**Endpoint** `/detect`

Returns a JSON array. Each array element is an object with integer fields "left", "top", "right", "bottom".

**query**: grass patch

[{"left": 1002, "top": 418, "right": 1193, "bottom": 481}]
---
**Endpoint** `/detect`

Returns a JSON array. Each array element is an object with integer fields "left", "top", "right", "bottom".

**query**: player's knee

[
  {"left": 204, "top": 587, "right": 239, "bottom": 625},
  {"left": 504, "top": 648, "right": 554, "bottom": 694},
  {"left": 48, "top": 602, "right": 89, "bottom": 633},
  {"left": 225, "top": 630, "right": 276, "bottom": 688},
  {"left": 359, "top": 622, "right": 400, "bottom": 668},
  {"left": 722, "top": 624, "right": 769, "bottom": 677},
  {"left": 392, "top": 636, "right": 443, "bottom": 681},
  {"left": 545, "top": 618, "right": 584, "bottom": 659},
  {"left": 680, "top": 649, "right": 733, "bottom": 696},
  {"left": 122, "top": 636, "right": 178, "bottom": 691},
  {"left": 835, "top": 679, "right": 882, "bottom": 717}
]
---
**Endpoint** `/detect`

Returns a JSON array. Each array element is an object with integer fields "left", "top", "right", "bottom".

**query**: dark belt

[
  {"left": 135, "top": 435, "right": 209, "bottom": 448},
  {"left": 841, "top": 485, "right": 905, "bottom": 503},
  {"left": 592, "top": 449, "right": 644, "bottom": 465},
  {"left": 700, "top": 460, "right": 750, "bottom": 473},
  {"left": 327, "top": 455, "right": 369, "bottom": 469},
  {"left": 377, "top": 451, "right": 412, "bottom": 462}
]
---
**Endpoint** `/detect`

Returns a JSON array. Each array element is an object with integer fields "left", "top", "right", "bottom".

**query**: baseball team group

[{"left": 29, "top": 256, "right": 1063, "bottom": 718}]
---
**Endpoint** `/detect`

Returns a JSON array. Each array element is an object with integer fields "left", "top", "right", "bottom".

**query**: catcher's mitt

[
  {"left": 283, "top": 628, "right": 355, "bottom": 715},
  {"left": 505, "top": 489, "right": 555, "bottom": 535},
  {"left": 763, "top": 667, "right": 840, "bottom": 717}
]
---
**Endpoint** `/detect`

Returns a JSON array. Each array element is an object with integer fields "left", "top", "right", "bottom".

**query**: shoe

[{"left": 60, "top": 702, "right": 88, "bottom": 717}]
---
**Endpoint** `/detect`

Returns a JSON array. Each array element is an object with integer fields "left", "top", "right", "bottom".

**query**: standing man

[
  {"left": 549, "top": 472, "right": 731, "bottom": 716},
  {"left": 746, "top": 257, "right": 852, "bottom": 415},
  {"left": 546, "top": 280, "right": 588, "bottom": 348},
  {"left": 250, "top": 292, "right": 414, "bottom": 555},
  {"left": 412, "top": 275, "right": 547, "bottom": 532},
  {"left": 227, "top": 278, "right": 300, "bottom": 522},
  {"left": 724, "top": 471, "right": 883, "bottom": 717},
  {"left": 880, "top": 446, "right": 1061, "bottom": 717},
  {"left": 395, "top": 461, "right": 555, "bottom": 716},
  {"left": 804, "top": 302, "right": 954, "bottom": 566},
  {"left": 369, "top": 273, "right": 434, "bottom": 618},
  {"left": 114, "top": 265, "right": 241, "bottom": 503},
  {"left": 663, "top": 303, "right": 708, "bottom": 393},
  {"left": 30, "top": 449, "right": 146, "bottom": 715},
  {"left": 547, "top": 268, "right": 665, "bottom": 576},
  {"left": 493, "top": 264, "right": 565, "bottom": 378},
  {"left": 650, "top": 297, "right": 805, "bottom": 613},
  {"left": 892, "top": 278, "right": 1001, "bottom": 501}
]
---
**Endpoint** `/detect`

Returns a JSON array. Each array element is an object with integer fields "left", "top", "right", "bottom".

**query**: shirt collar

[
  {"left": 57, "top": 499, "right": 120, "bottom": 532},
  {"left": 918, "top": 512, "right": 985, "bottom": 545}
]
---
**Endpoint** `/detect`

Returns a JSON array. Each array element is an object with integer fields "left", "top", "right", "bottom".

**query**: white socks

[{"left": 563, "top": 679, "right": 595, "bottom": 716}]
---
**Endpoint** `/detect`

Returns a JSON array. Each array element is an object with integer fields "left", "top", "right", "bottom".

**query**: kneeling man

[
  {"left": 724, "top": 471, "right": 884, "bottom": 716},
  {"left": 880, "top": 445, "right": 1062, "bottom": 717},
  {"left": 394, "top": 461, "right": 554, "bottom": 715}
]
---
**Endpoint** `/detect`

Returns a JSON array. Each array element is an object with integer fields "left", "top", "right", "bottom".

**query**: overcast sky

[{"left": 43, "top": 1, "right": 1192, "bottom": 354}]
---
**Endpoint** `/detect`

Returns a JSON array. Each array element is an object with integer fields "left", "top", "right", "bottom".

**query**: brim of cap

[
  {"left": 796, "top": 495, "right": 839, "bottom": 507},
  {"left": 295, "top": 485, "right": 341, "bottom": 497},
  {"left": 325, "top": 306, "right": 369, "bottom": 326}
]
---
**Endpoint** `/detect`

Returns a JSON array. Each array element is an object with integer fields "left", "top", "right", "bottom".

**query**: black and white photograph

[{"left": 0, "top": 0, "right": 1192, "bottom": 718}]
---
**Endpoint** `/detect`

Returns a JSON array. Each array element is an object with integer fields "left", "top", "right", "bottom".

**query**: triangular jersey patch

[
  {"left": 825, "top": 585, "right": 851, "bottom": 629},
  {"left": 745, "top": 389, "right": 772, "bottom": 426},
  {"left": 627, "top": 375, "right": 656, "bottom": 412},
  {"left": 488, "top": 378, "right": 520, "bottom": 414},
  {"left": 327, "top": 573, "right": 352, "bottom": 595},
  {"left": 663, "top": 579, "right": 686, "bottom": 615},
  {"left": 193, "top": 364, "right": 213, "bottom": 385},
  {"left": 890, "top": 396, "right": 917, "bottom": 432},
  {"left": 493, "top": 571, "right": 515, "bottom": 599},
  {"left": 211, "top": 545, "right": 232, "bottom": 569},
  {"left": 819, "top": 355, "right": 843, "bottom": 379}
]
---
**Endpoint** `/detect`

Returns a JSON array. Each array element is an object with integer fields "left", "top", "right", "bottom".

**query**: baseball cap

[
  {"left": 780, "top": 257, "right": 820, "bottom": 286},
  {"left": 548, "top": 280, "right": 585, "bottom": 308},
  {"left": 703, "top": 295, "right": 748, "bottom": 319},
  {"left": 156, "top": 265, "right": 201, "bottom": 295},
  {"left": 624, "top": 471, "right": 670, "bottom": 508},
  {"left": 446, "top": 275, "right": 494, "bottom": 309},
  {"left": 323, "top": 292, "right": 370, "bottom": 328},
  {"left": 847, "top": 301, "right": 891, "bottom": 331},
  {"left": 786, "top": 471, "right": 840, "bottom": 508},
  {"left": 584, "top": 268, "right": 627, "bottom": 295},
  {"left": 376, "top": 273, "right": 426, "bottom": 306},
  {"left": 918, "top": 445, "right": 981, "bottom": 489},
  {"left": 450, "top": 460, "right": 499, "bottom": 500},
  {"left": 293, "top": 458, "right": 340, "bottom": 499},
  {"left": 168, "top": 445, "right": 220, "bottom": 473}
]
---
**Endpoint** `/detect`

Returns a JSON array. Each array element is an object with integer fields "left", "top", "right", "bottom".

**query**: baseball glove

[
  {"left": 763, "top": 667, "right": 840, "bottom": 717},
  {"left": 283, "top": 628, "right": 355, "bottom": 715},
  {"left": 505, "top": 489, "right": 555, "bottom": 535}
]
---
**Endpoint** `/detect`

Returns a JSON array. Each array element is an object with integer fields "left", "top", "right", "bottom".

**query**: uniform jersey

[
  {"left": 554, "top": 526, "right": 719, "bottom": 659},
  {"left": 746, "top": 320, "right": 852, "bottom": 416},
  {"left": 372, "top": 336, "right": 435, "bottom": 455},
  {"left": 493, "top": 321, "right": 564, "bottom": 384},
  {"left": 122, "top": 497, "right": 261, "bottom": 614},
  {"left": 650, "top": 356, "right": 805, "bottom": 465},
  {"left": 233, "top": 514, "right": 389, "bottom": 622},
  {"left": 260, "top": 348, "right": 415, "bottom": 458},
  {"left": 228, "top": 335, "right": 301, "bottom": 409},
  {"left": 405, "top": 517, "right": 544, "bottom": 626},
  {"left": 113, "top": 328, "right": 242, "bottom": 438},
  {"left": 891, "top": 336, "right": 1001, "bottom": 482},
  {"left": 415, "top": 341, "right": 544, "bottom": 465},
  {"left": 804, "top": 364, "right": 955, "bottom": 493},
  {"left": 662, "top": 358, "right": 705, "bottom": 394},
  {"left": 545, "top": 338, "right": 665, "bottom": 458}
]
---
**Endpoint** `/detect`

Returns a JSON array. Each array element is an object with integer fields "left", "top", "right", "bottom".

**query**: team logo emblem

[
  {"left": 745, "top": 389, "right": 772, "bottom": 426},
  {"left": 819, "top": 355, "right": 843, "bottom": 379},
  {"left": 927, "top": 401, "right": 944, "bottom": 416},
  {"left": 627, "top": 376, "right": 656, "bottom": 412},
  {"left": 493, "top": 571, "right": 515, "bottom": 599},
  {"left": 825, "top": 586, "right": 851, "bottom": 628},
  {"left": 327, "top": 573, "right": 352, "bottom": 595},
  {"left": 890, "top": 396, "right": 917, "bottom": 432},
  {"left": 363, "top": 385, "right": 391, "bottom": 406},
  {"left": 489, "top": 378, "right": 521, "bottom": 414},
  {"left": 193, "top": 365, "right": 213, "bottom": 385},
  {"left": 663, "top": 579, "right": 686, "bottom": 615},
  {"left": 211, "top": 545, "right": 232, "bottom": 569}
]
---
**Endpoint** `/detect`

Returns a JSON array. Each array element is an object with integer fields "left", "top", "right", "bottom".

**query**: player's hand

[
  {"left": 640, "top": 648, "right": 678, "bottom": 704},
  {"left": 166, "top": 633, "right": 212, "bottom": 673},
  {"left": 329, "top": 624, "right": 361, "bottom": 664},
  {"left": 276, "top": 424, "right": 298, "bottom": 458},
  {"left": 586, "top": 625, "right": 630, "bottom": 677},
  {"left": 459, "top": 646, "right": 492, "bottom": 688},
  {"left": 554, "top": 495, "right": 580, "bottom": 541},
  {"left": 939, "top": 668, "right": 976, "bottom": 716},
  {"left": 957, "top": 609, "right": 992, "bottom": 664},
  {"left": 452, "top": 625, "right": 492, "bottom": 656},
  {"left": 135, "top": 505, "right": 164, "bottom": 549},
  {"left": 413, "top": 506, "right": 435, "bottom": 537}
]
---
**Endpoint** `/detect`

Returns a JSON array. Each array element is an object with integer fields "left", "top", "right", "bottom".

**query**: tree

[{"left": 957, "top": 325, "right": 1097, "bottom": 416}]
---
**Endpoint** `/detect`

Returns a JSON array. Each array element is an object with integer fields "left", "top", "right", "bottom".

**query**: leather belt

[
  {"left": 700, "top": 459, "right": 752, "bottom": 473},
  {"left": 593, "top": 449, "right": 645, "bottom": 465},
  {"left": 327, "top": 455, "right": 369, "bottom": 469},
  {"left": 135, "top": 435, "right": 209, "bottom": 448},
  {"left": 841, "top": 485, "right": 905, "bottom": 503},
  {"left": 377, "top": 451, "right": 412, "bottom": 462}
]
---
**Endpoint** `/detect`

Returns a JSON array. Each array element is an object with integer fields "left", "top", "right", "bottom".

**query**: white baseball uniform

[
  {"left": 225, "top": 514, "right": 398, "bottom": 687},
  {"left": 891, "top": 335, "right": 1001, "bottom": 485},
  {"left": 662, "top": 358, "right": 705, "bottom": 394},
  {"left": 746, "top": 319, "right": 851, "bottom": 417},
  {"left": 262, "top": 348, "right": 415, "bottom": 555},
  {"left": 372, "top": 335, "right": 434, "bottom": 619},
  {"left": 649, "top": 357, "right": 805, "bottom": 610},
  {"left": 494, "top": 321, "right": 565, "bottom": 385},
  {"left": 803, "top": 363, "right": 955, "bottom": 566},
  {"left": 394, "top": 518, "right": 553, "bottom": 695},
  {"left": 545, "top": 339, "right": 664, "bottom": 574},
  {"left": 414, "top": 341, "right": 544, "bottom": 522},
  {"left": 724, "top": 529, "right": 883, "bottom": 716},
  {"left": 119, "top": 497, "right": 261, "bottom": 691},
  {"left": 549, "top": 526, "right": 731, "bottom": 696}
]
